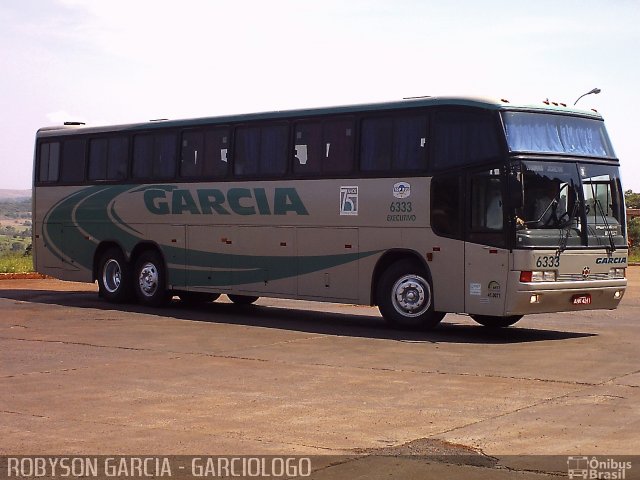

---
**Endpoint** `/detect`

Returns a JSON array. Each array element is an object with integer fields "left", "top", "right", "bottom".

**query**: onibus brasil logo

[{"left": 567, "top": 456, "right": 632, "bottom": 479}]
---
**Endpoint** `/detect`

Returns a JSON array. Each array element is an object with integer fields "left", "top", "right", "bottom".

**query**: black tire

[
  {"left": 97, "top": 247, "right": 133, "bottom": 303},
  {"left": 179, "top": 292, "right": 221, "bottom": 304},
  {"left": 376, "top": 259, "right": 445, "bottom": 330},
  {"left": 470, "top": 314, "right": 523, "bottom": 328},
  {"left": 227, "top": 294, "right": 259, "bottom": 305},
  {"left": 133, "top": 250, "right": 170, "bottom": 307}
]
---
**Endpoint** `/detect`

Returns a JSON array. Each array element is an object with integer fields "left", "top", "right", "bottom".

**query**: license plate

[{"left": 572, "top": 294, "right": 592, "bottom": 305}]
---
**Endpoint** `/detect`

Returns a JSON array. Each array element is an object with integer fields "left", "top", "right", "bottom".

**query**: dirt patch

[
  {"left": 353, "top": 438, "right": 497, "bottom": 468},
  {"left": 0, "top": 272, "right": 50, "bottom": 280}
]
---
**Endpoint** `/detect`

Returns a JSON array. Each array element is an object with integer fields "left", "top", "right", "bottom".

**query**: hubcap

[
  {"left": 138, "top": 262, "right": 159, "bottom": 297},
  {"left": 102, "top": 259, "right": 122, "bottom": 294},
  {"left": 391, "top": 274, "right": 431, "bottom": 317}
]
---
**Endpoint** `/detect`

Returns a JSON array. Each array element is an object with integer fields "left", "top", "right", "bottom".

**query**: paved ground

[{"left": 1, "top": 270, "right": 639, "bottom": 478}]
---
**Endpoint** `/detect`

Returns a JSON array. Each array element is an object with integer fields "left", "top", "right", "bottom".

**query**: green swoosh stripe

[{"left": 43, "top": 185, "right": 380, "bottom": 288}]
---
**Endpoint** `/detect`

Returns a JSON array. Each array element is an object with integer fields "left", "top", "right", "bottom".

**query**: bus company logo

[
  {"left": 596, "top": 257, "right": 627, "bottom": 264},
  {"left": 142, "top": 186, "right": 309, "bottom": 216},
  {"left": 340, "top": 186, "right": 359, "bottom": 216},
  {"left": 582, "top": 266, "right": 591, "bottom": 279},
  {"left": 567, "top": 456, "right": 632, "bottom": 479},
  {"left": 393, "top": 182, "right": 411, "bottom": 199}
]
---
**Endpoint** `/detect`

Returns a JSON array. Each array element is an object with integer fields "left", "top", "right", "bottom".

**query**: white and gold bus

[{"left": 33, "top": 97, "right": 628, "bottom": 329}]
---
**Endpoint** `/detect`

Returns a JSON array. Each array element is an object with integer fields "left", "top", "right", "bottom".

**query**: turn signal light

[{"left": 520, "top": 271, "right": 557, "bottom": 282}]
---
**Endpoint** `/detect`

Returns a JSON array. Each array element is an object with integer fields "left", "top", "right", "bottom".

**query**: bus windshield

[
  {"left": 503, "top": 112, "right": 616, "bottom": 158},
  {"left": 513, "top": 161, "right": 626, "bottom": 250}
]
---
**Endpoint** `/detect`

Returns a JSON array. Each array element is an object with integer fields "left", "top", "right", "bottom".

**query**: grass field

[{"left": 0, "top": 253, "right": 33, "bottom": 273}]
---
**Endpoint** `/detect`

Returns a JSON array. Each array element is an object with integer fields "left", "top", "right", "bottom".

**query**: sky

[{"left": 1, "top": 0, "right": 640, "bottom": 190}]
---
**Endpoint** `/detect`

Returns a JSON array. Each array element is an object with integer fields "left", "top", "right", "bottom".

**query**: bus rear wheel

[
  {"left": 228, "top": 295, "right": 259, "bottom": 305},
  {"left": 98, "top": 247, "right": 133, "bottom": 303},
  {"left": 470, "top": 314, "right": 523, "bottom": 328},
  {"left": 377, "top": 259, "right": 445, "bottom": 330},
  {"left": 133, "top": 250, "right": 170, "bottom": 307}
]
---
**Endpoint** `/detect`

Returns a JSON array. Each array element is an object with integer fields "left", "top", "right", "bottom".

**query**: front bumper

[{"left": 505, "top": 277, "right": 627, "bottom": 315}]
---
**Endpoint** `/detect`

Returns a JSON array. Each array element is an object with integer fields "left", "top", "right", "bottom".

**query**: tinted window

[
  {"left": 154, "top": 133, "right": 177, "bottom": 178},
  {"left": 203, "top": 129, "right": 229, "bottom": 178},
  {"left": 89, "top": 137, "right": 128, "bottom": 181},
  {"left": 234, "top": 125, "right": 288, "bottom": 176},
  {"left": 360, "top": 116, "right": 427, "bottom": 172},
  {"left": 433, "top": 110, "right": 500, "bottom": 170},
  {"left": 38, "top": 142, "right": 60, "bottom": 183},
  {"left": 431, "top": 175, "right": 462, "bottom": 238},
  {"left": 234, "top": 126, "right": 260, "bottom": 176},
  {"left": 468, "top": 168, "right": 506, "bottom": 247},
  {"left": 180, "top": 131, "right": 204, "bottom": 178},
  {"left": 132, "top": 134, "right": 153, "bottom": 178},
  {"left": 89, "top": 138, "right": 108, "bottom": 180},
  {"left": 133, "top": 133, "right": 177, "bottom": 179},
  {"left": 107, "top": 137, "right": 129, "bottom": 180},
  {"left": 360, "top": 118, "right": 393, "bottom": 171},
  {"left": 60, "top": 139, "right": 86, "bottom": 183},
  {"left": 294, "top": 122, "right": 323, "bottom": 175},
  {"left": 324, "top": 119, "right": 354, "bottom": 174},
  {"left": 294, "top": 118, "right": 354, "bottom": 176}
]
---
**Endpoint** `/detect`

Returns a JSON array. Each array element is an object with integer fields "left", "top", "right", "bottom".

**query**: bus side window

[
  {"left": 203, "top": 128, "right": 229, "bottom": 178},
  {"left": 393, "top": 116, "right": 428, "bottom": 171},
  {"left": 470, "top": 170, "right": 503, "bottom": 231},
  {"left": 107, "top": 137, "right": 129, "bottom": 180},
  {"left": 154, "top": 133, "right": 177, "bottom": 179},
  {"left": 89, "top": 137, "right": 129, "bottom": 181},
  {"left": 468, "top": 169, "right": 506, "bottom": 247},
  {"left": 235, "top": 125, "right": 288, "bottom": 177},
  {"left": 432, "top": 110, "right": 500, "bottom": 171},
  {"left": 431, "top": 175, "right": 462, "bottom": 239},
  {"left": 60, "top": 138, "right": 86, "bottom": 183},
  {"left": 133, "top": 134, "right": 154, "bottom": 179},
  {"left": 360, "top": 116, "right": 428, "bottom": 173},
  {"left": 133, "top": 133, "right": 177, "bottom": 180},
  {"left": 39, "top": 142, "right": 60, "bottom": 183},
  {"left": 323, "top": 119, "right": 354, "bottom": 174},
  {"left": 294, "top": 122, "right": 322, "bottom": 175},
  {"left": 360, "top": 117, "right": 393, "bottom": 172}
]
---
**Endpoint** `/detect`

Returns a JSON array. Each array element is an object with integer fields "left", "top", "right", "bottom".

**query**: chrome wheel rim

[
  {"left": 391, "top": 274, "right": 431, "bottom": 317},
  {"left": 138, "top": 262, "right": 159, "bottom": 297},
  {"left": 102, "top": 259, "right": 122, "bottom": 294}
]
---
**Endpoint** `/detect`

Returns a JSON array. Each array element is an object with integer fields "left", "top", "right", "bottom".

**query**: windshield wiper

[
  {"left": 594, "top": 199, "right": 616, "bottom": 253},
  {"left": 556, "top": 200, "right": 580, "bottom": 255}
]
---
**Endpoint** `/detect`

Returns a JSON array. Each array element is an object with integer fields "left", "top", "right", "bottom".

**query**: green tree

[
  {"left": 625, "top": 190, "right": 640, "bottom": 208},
  {"left": 628, "top": 217, "right": 640, "bottom": 249}
]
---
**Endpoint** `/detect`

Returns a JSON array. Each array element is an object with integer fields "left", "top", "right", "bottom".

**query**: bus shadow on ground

[{"left": 0, "top": 288, "right": 596, "bottom": 345}]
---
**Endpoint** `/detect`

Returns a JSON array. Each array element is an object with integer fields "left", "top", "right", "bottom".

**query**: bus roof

[{"left": 36, "top": 96, "right": 605, "bottom": 138}]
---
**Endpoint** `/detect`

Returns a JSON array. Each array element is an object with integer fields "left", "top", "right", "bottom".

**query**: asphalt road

[{"left": 1, "top": 270, "right": 639, "bottom": 478}]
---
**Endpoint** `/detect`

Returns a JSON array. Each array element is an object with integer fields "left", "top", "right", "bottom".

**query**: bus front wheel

[
  {"left": 228, "top": 295, "right": 259, "bottom": 305},
  {"left": 470, "top": 314, "right": 523, "bottom": 328},
  {"left": 133, "top": 250, "right": 170, "bottom": 307},
  {"left": 377, "top": 260, "right": 445, "bottom": 330},
  {"left": 98, "top": 247, "right": 133, "bottom": 303}
]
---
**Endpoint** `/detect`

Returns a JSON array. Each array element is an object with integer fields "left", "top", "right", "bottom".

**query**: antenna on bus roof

[
  {"left": 64, "top": 121, "right": 85, "bottom": 126},
  {"left": 402, "top": 96, "right": 431, "bottom": 100},
  {"left": 149, "top": 118, "right": 169, "bottom": 122}
]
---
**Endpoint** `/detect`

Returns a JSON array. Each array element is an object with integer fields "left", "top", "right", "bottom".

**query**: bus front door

[
  {"left": 463, "top": 168, "right": 509, "bottom": 316},
  {"left": 464, "top": 242, "right": 509, "bottom": 316}
]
